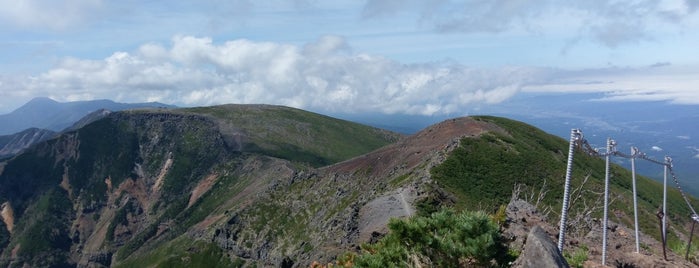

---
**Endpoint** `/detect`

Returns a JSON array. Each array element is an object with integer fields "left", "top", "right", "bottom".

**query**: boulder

[{"left": 513, "top": 225, "right": 569, "bottom": 268}]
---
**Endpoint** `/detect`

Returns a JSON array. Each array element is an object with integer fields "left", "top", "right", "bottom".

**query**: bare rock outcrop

[
  {"left": 513, "top": 225, "right": 570, "bottom": 268},
  {"left": 0, "top": 128, "right": 56, "bottom": 158},
  {"left": 0, "top": 202, "right": 13, "bottom": 233}
]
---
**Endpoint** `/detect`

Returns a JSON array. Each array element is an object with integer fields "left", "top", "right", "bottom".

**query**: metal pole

[
  {"left": 687, "top": 219, "right": 696, "bottom": 261},
  {"left": 663, "top": 156, "right": 670, "bottom": 248},
  {"left": 657, "top": 210, "right": 668, "bottom": 260},
  {"left": 631, "top": 147, "right": 640, "bottom": 253},
  {"left": 602, "top": 138, "right": 614, "bottom": 265},
  {"left": 558, "top": 129, "right": 581, "bottom": 252}
]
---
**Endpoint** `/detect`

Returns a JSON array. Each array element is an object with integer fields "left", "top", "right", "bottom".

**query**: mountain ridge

[
  {"left": 0, "top": 105, "right": 696, "bottom": 267},
  {"left": 0, "top": 97, "right": 175, "bottom": 135}
]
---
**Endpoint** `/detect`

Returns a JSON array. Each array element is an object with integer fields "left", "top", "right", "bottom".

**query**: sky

[{"left": 1, "top": 0, "right": 698, "bottom": 115}]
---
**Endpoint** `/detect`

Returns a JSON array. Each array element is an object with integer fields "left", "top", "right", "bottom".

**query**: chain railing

[{"left": 558, "top": 129, "right": 699, "bottom": 265}]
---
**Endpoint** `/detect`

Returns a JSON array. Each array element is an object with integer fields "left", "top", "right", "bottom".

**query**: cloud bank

[
  {"left": 3, "top": 35, "right": 541, "bottom": 115},
  {"left": 2, "top": 35, "right": 698, "bottom": 115}
]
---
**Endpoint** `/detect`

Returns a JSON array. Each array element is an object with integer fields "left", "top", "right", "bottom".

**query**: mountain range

[
  {"left": 0, "top": 103, "right": 696, "bottom": 267},
  {"left": 0, "top": 97, "right": 174, "bottom": 135},
  {"left": 0, "top": 98, "right": 174, "bottom": 159}
]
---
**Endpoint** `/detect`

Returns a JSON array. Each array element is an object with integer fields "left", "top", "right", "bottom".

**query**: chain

[
  {"left": 668, "top": 166, "right": 699, "bottom": 218},
  {"left": 579, "top": 140, "right": 699, "bottom": 221},
  {"left": 579, "top": 139, "right": 614, "bottom": 157},
  {"left": 636, "top": 154, "right": 667, "bottom": 166},
  {"left": 568, "top": 132, "right": 699, "bottom": 264}
]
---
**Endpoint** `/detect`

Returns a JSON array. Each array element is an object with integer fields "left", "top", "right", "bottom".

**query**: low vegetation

[
  {"left": 564, "top": 245, "right": 589, "bottom": 268},
  {"left": 315, "top": 209, "right": 513, "bottom": 267},
  {"left": 116, "top": 237, "right": 237, "bottom": 268},
  {"left": 669, "top": 238, "right": 699, "bottom": 265}
]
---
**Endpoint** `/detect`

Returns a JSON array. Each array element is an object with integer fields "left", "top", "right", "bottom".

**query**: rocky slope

[
  {"left": 0, "top": 105, "right": 400, "bottom": 267},
  {"left": 0, "top": 128, "right": 56, "bottom": 159},
  {"left": 114, "top": 115, "right": 699, "bottom": 267},
  {"left": 0, "top": 106, "right": 696, "bottom": 267}
]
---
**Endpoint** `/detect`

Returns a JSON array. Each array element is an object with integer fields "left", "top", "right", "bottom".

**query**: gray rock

[
  {"left": 514, "top": 225, "right": 570, "bottom": 268},
  {"left": 0, "top": 128, "right": 56, "bottom": 158}
]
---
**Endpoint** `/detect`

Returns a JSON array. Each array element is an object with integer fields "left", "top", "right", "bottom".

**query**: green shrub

[
  {"left": 669, "top": 238, "right": 699, "bottom": 265},
  {"left": 355, "top": 209, "right": 508, "bottom": 267},
  {"left": 564, "top": 245, "right": 588, "bottom": 268},
  {"left": 491, "top": 205, "right": 507, "bottom": 227}
]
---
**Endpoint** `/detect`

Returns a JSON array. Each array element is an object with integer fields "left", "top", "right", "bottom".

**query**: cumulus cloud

[
  {"left": 361, "top": 0, "right": 699, "bottom": 48},
  {"left": 2, "top": 33, "right": 697, "bottom": 115},
  {"left": 2, "top": 35, "right": 542, "bottom": 115},
  {"left": 652, "top": 146, "right": 663, "bottom": 152},
  {"left": 0, "top": 0, "right": 104, "bottom": 30}
]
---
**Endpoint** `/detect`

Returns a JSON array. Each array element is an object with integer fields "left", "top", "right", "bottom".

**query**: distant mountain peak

[
  {"left": 0, "top": 98, "right": 176, "bottom": 135},
  {"left": 27, "top": 96, "right": 58, "bottom": 103},
  {"left": 13, "top": 97, "right": 61, "bottom": 113}
]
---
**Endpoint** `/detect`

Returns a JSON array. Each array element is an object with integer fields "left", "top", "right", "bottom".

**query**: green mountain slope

[
  {"left": 184, "top": 104, "right": 401, "bottom": 166},
  {"left": 0, "top": 105, "right": 401, "bottom": 267},
  {"left": 0, "top": 109, "right": 695, "bottom": 267},
  {"left": 432, "top": 116, "right": 698, "bottom": 245}
]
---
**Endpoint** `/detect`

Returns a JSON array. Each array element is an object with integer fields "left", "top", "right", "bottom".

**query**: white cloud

[
  {"left": 1, "top": 35, "right": 540, "bottom": 116},
  {"left": 652, "top": 146, "right": 664, "bottom": 152},
  {"left": 2, "top": 33, "right": 697, "bottom": 115},
  {"left": 0, "top": 0, "right": 104, "bottom": 30},
  {"left": 677, "top": 135, "right": 691, "bottom": 140}
]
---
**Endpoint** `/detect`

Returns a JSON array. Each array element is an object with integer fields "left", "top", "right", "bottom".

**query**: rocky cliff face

[
  {"left": 0, "top": 128, "right": 56, "bottom": 159},
  {"left": 0, "top": 111, "right": 234, "bottom": 267},
  {"left": 0, "top": 105, "right": 402, "bottom": 267}
]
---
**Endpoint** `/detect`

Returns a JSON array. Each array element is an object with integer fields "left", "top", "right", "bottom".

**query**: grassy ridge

[
  {"left": 185, "top": 105, "right": 401, "bottom": 167},
  {"left": 431, "top": 116, "right": 698, "bottom": 243},
  {"left": 431, "top": 116, "right": 569, "bottom": 210}
]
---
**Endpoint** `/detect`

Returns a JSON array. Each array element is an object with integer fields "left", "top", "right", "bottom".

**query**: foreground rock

[{"left": 513, "top": 225, "right": 570, "bottom": 268}]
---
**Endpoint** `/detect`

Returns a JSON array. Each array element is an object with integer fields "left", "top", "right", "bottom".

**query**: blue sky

[{"left": 1, "top": 0, "right": 698, "bottom": 115}]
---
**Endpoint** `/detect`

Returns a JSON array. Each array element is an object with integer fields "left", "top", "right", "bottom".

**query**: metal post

[
  {"left": 663, "top": 156, "right": 671, "bottom": 248},
  {"left": 631, "top": 147, "right": 640, "bottom": 253},
  {"left": 602, "top": 138, "right": 614, "bottom": 265},
  {"left": 558, "top": 129, "right": 581, "bottom": 252},
  {"left": 657, "top": 210, "right": 668, "bottom": 260},
  {"left": 687, "top": 219, "right": 696, "bottom": 261}
]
